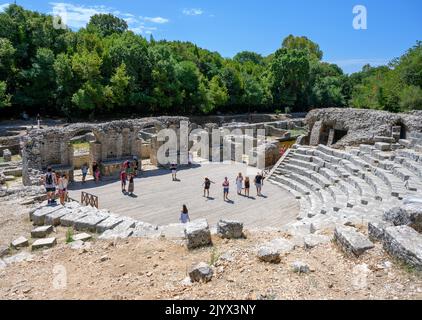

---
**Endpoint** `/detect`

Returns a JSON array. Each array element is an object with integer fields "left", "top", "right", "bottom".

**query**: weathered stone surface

[
  {"left": 3, "top": 252, "right": 34, "bottom": 265},
  {"left": 31, "top": 225, "right": 53, "bottom": 238},
  {"left": 368, "top": 221, "right": 393, "bottom": 242},
  {"left": 306, "top": 108, "right": 422, "bottom": 147},
  {"left": 11, "top": 236, "right": 29, "bottom": 249},
  {"left": 291, "top": 261, "right": 310, "bottom": 274},
  {"left": 189, "top": 262, "right": 213, "bottom": 283},
  {"left": 32, "top": 237, "right": 57, "bottom": 250},
  {"left": 185, "top": 219, "right": 212, "bottom": 250},
  {"left": 59, "top": 211, "right": 89, "bottom": 227},
  {"left": 257, "top": 246, "right": 280, "bottom": 263},
  {"left": 384, "top": 203, "right": 422, "bottom": 232},
  {"left": 158, "top": 223, "right": 186, "bottom": 239},
  {"left": 0, "top": 259, "right": 6, "bottom": 269},
  {"left": 0, "top": 245, "right": 10, "bottom": 257},
  {"left": 95, "top": 215, "right": 124, "bottom": 233},
  {"left": 74, "top": 213, "right": 109, "bottom": 232},
  {"left": 131, "top": 222, "right": 160, "bottom": 238},
  {"left": 73, "top": 233, "right": 92, "bottom": 242},
  {"left": 217, "top": 219, "right": 243, "bottom": 239},
  {"left": 31, "top": 205, "right": 62, "bottom": 226},
  {"left": 383, "top": 225, "right": 422, "bottom": 270},
  {"left": 2, "top": 149, "right": 12, "bottom": 162},
  {"left": 375, "top": 142, "right": 391, "bottom": 151},
  {"left": 304, "top": 234, "right": 331, "bottom": 249},
  {"left": 334, "top": 226, "right": 374, "bottom": 257},
  {"left": 44, "top": 207, "right": 70, "bottom": 226}
]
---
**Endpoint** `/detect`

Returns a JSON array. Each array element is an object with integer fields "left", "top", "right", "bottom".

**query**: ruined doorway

[{"left": 69, "top": 130, "right": 99, "bottom": 182}]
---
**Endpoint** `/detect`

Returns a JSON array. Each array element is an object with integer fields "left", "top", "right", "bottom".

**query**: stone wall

[
  {"left": 306, "top": 108, "right": 422, "bottom": 148},
  {"left": 22, "top": 117, "right": 187, "bottom": 185}
]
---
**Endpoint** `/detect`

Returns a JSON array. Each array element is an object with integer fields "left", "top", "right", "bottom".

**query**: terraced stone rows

[{"left": 269, "top": 142, "right": 422, "bottom": 234}]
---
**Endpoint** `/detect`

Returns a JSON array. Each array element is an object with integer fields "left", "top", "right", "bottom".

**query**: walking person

[
  {"left": 81, "top": 163, "right": 88, "bottom": 183},
  {"left": 58, "top": 174, "right": 68, "bottom": 205},
  {"left": 222, "top": 177, "right": 230, "bottom": 201},
  {"left": 120, "top": 169, "right": 127, "bottom": 192},
  {"left": 94, "top": 166, "right": 100, "bottom": 184},
  {"left": 244, "top": 176, "right": 250, "bottom": 197},
  {"left": 43, "top": 166, "right": 57, "bottom": 205},
  {"left": 236, "top": 172, "right": 244, "bottom": 195},
  {"left": 254, "top": 172, "right": 264, "bottom": 196},
  {"left": 179, "top": 205, "right": 190, "bottom": 224},
  {"left": 170, "top": 162, "right": 177, "bottom": 181},
  {"left": 202, "top": 177, "right": 215, "bottom": 198},
  {"left": 128, "top": 174, "right": 135, "bottom": 196}
]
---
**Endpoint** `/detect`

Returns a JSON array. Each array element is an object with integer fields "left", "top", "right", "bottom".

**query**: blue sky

[{"left": 1, "top": 0, "right": 421, "bottom": 73}]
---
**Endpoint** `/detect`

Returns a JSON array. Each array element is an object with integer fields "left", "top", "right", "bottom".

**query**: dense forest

[{"left": 0, "top": 4, "right": 421, "bottom": 119}]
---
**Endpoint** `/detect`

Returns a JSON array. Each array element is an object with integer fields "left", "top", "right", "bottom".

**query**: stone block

[
  {"left": 95, "top": 216, "right": 124, "bottom": 233},
  {"left": 31, "top": 205, "right": 63, "bottom": 226},
  {"left": 189, "top": 262, "right": 213, "bottom": 283},
  {"left": 257, "top": 246, "right": 280, "bottom": 263},
  {"left": 73, "top": 233, "right": 92, "bottom": 242},
  {"left": 74, "top": 213, "right": 109, "bottom": 232},
  {"left": 383, "top": 203, "right": 422, "bottom": 232},
  {"left": 368, "top": 221, "right": 393, "bottom": 242},
  {"left": 11, "top": 236, "right": 29, "bottom": 249},
  {"left": 2, "top": 149, "right": 12, "bottom": 162},
  {"left": 44, "top": 208, "right": 70, "bottom": 226},
  {"left": 32, "top": 237, "right": 57, "bottom": 250},
  {"left": 217, "top": 219, "right": 243, "bottom": 239},
  {"left": 383, "top": 225, "right": 422, "bottom": 270},
  {"left": 31, "top": 225, "right": 53, "bottom": 238},
  {"left": 304, "top": 234, "right": 331, "bottom": 249},
  {"left": 185, "top": 219, "right": 212, "bottom": 250},
  {"left": 374, "top": 142, "right": 391, "bottom": 151},
  {"left": 334, "top": 226, "right": 374, "bottom": 257}
]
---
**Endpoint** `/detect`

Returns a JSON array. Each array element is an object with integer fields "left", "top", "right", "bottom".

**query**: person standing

[
  {"left": 94, "top": 166, "right": 100, "bottom": 184},
  {"left": 170, "top": 162, "right": 177, "bottom": 181},
  {"left": 254, "top": 172, "right": 264, "bottom": 196},
  {"left": 128, "top": 174, "right": 135, "bottom": 196},
  {"left": 120, "top": 169, "right": 127, "bottom": 192},
  {"left": 133, "top": 157, "right": 139, "bottom": 176},
  {"left": 58, "top": 174, "right": 68, "bottom": 205},
  {"left": 43, "top": 166, "right": 57, "bottom": 205},
  {"left": 179, "top": 205, "right": 190, "bottom": 224},
  {"left": 36, "top": 113, "right": 41, "bottom": 129},
  {"left": 203, "top": 177, "right": 215, "bottom": 198},
  {"left": 222, "top": 177, "right": 230, "bottom": 201},
  {"left": 236, "top": 173, "right": 244, "bottom": 195},
  {"left": 81, "top": 163, "right": 88, "bottom": 183},
  {"left": 244, "top": 177, "right": 250, "bottom": 197}
]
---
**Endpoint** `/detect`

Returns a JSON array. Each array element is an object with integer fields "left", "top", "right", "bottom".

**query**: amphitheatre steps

[{"left": 269, "top": 142, "right": 422, "bottom": 234}]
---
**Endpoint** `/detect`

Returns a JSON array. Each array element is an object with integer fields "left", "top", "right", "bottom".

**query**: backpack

[{"left": 46, "top": 173, "right": 53, "bottom": 185}]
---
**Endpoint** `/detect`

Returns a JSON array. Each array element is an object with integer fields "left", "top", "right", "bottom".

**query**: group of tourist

[
  {"left": 120, "top": 158, "right": 139, "bottom": 196},
  {"left": 203, "top": 171, "right": 266, "bottom": 202},
  {"left": 42, "top": 166, "right": 69, "bottom": 206}
]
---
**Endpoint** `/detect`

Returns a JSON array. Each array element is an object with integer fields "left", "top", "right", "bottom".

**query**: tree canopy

[{"left": 0, "top": 4, "right": 420, "bottom": 119}]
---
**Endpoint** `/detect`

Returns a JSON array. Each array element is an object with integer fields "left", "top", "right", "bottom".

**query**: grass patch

[
  {"left": 0, "top": 155, "right": 21, "bottom": 163},
  {"left": 288, "top": 128, "right": 307, "bottom": 137},
  {"left": 66, "top": 228, "right": 74, "bottom": 243}
]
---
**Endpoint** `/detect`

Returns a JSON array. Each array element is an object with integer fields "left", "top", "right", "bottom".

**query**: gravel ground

[{"left": 1, "top": 200, "right": 422, "bottom": 300}]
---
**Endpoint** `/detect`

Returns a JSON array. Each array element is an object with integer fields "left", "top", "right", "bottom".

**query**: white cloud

[
  {"left": 0, "top": 3, "right": 10, "bottom": 12},
  {"left": 182, "top": 8, "right": 203, "bottom": 16},
  {"left": 49, "top": 2, "right": 160, "bottom": 35},
  {"left": 141, "top": 16, "right": 169, "bottom": 24}
]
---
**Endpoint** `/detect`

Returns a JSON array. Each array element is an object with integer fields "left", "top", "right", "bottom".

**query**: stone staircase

[
  {"left": 268, "top": 142, "right": 422, "bottom": 235},
  {"left": 29, "top": 201, "right": 189, "bottom": 244}
]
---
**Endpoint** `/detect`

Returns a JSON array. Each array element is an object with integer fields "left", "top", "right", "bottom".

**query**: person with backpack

[{"left": 43, "top": 166, "right": 57, "bottom": 205}]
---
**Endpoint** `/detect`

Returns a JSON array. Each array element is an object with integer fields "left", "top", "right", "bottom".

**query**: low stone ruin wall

[{"left": 305, "top": 108, "right": 422, "bottom": 148}]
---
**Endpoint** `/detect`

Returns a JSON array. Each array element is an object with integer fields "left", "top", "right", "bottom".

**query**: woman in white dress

[{"left": 235, "top": 172, "right": 243, "bottom": 195}]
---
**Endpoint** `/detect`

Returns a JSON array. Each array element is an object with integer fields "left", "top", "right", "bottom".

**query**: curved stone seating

[{"left": 269, "top": 142, "right": 422, "bottom": 234}]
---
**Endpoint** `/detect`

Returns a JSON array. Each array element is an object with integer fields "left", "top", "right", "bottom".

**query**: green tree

[
  {"left": 282, "top": 35, "right": 323, "bottom": 60},
  {"left": 87, "top": 14, "right": 128, "bottom": 37},
  {"left": 0, "top": 81, "right": 11, "bottom": 108}
]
